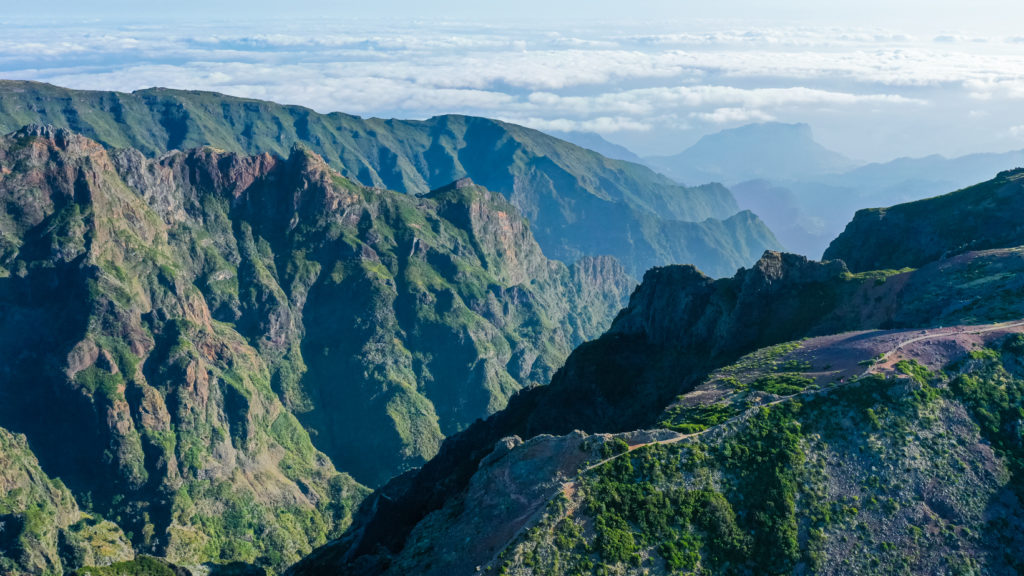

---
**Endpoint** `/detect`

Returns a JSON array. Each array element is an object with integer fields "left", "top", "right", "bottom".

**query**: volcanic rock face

[
  {"left": 609, "top": 251, "right": 848, "bottom": 351},
  {"left": 0, "top": 125, "right": 634, "bottom": 572}
]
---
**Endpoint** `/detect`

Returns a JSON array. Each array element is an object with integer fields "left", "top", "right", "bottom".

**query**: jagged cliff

[
  {"left": 0, "top": 80, "right": 781, "bottom": 277},
  {"left": 0, "top": 124, "right": 633, "bottom": 573},
  {"left": 0, "top": 125, "right": 369, "bottom": 572}
]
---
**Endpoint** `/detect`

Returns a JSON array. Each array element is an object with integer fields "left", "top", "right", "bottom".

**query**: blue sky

[{"left": 4, "top": 2, "right": 1024, "bottom": 160}]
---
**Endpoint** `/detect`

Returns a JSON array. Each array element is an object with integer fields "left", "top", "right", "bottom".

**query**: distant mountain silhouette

[
  {"left": 643, "top": 121, "right": 1024, "bottom": 258},
  {"left": 546, "top": 130, "right": 644, "bottom": 163},
  {"left": 644, "top": 122, "right": 858, "bottom": 185},
  {"left": 758, "top": 148, "right": 1024, "bottom": 257}
]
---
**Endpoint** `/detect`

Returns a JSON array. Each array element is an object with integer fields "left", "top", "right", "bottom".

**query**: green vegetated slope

[
  {"left": 0, "top": 125, "right": 369, "bottom": 573},
  {"left": 0, "top": 427, "right": 134, "bottom": 576},
  {"left": 825, "top": 168, "right": 1024, "bottom": 272},
  {"left": 70, "top": 556, "right": 191, "bottom": 576},
  {"left": 294, "top": 170, "right": 1024, "bottom": 575},
  {"left": 0, "top": 125, "right": 631, "bottom": 573},
  {"left": 0, "top": 80, "right": 780, "bottom": 277}
]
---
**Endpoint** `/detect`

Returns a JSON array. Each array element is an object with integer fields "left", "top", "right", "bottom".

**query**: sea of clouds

[{"left": 3, "top": 18, "right": 1024, "bottom": 159}]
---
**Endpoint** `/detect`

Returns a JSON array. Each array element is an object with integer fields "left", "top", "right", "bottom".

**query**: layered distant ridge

[{"left": 0, "top": 80, "right": 780, "bottom": 277}]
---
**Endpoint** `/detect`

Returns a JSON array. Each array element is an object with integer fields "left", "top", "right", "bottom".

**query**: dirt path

[
  {"left": 870, "top": 320, "right": 1024, "bottom": 373},
  {"left": 564, "top": 319, "right": 1024, "bottom": 489}
]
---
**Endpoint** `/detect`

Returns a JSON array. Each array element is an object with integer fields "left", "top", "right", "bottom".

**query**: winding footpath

[{"left": 569, "top": 319, "right": 1024, "bottom": 480}]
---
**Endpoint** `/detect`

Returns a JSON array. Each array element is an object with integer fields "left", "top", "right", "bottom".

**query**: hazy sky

[
  {"left": 4, "top": 2, "right": 1024, "bottom": 161},
  {"left": 9, "top": 0, "right": 1024, "bottom": 32}
]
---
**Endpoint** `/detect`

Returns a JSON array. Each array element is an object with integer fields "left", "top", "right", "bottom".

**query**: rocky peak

[
  {"left": 11, "top": 123, "right": 59, "bottom": 139},
  {"left": 4, "top": 125, "right": 116, "bottom": 182},
  {"left": 11, "top": 123, "right": 74, "bottom": 147},
  {"left": 284, "top": 144, "right": 333, "bottom": 181},
  {"left": 608, "top": 264, "right": 714, "bottom": 343},
  {"left": 175, "top": 146, "right": 279, "bottom": 199},
  {"left": 424, "top": 178, "right": 549, "bottom": 287},
  {"left": 427, "top": 176, "right": 475, "bottom": 195},
  {"left": 5, "top": 123, "right": 109, "bottom": 162},
  {"left": 746, "top": 250, "right": 847, "bottom": 287},
  {"left": 607, "top": 251, "right": 847, "bottom": 347}
]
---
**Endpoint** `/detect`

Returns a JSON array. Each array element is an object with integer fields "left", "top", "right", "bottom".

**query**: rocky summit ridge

[{"left": 825, "top": 167, "right": 1024, "bottom": 272}]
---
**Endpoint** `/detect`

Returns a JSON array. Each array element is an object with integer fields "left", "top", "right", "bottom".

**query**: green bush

[
  {"left": 718, "top": 407, "right": 803, "bottom": 572},
  {"left": 895, "top": 359, "right": 933, "bottom": 385},
  {"left": 660, "top": 402, "right": 738, "bottom": 433},
  {"left": 750, "top": 373, "right": 814, "bottom": 395},
  {"left": 600, "top": 438, "right": 630, "bottom": 459},
  {"left": 595, "top": 513, "right": 638, "bottom": 565}
]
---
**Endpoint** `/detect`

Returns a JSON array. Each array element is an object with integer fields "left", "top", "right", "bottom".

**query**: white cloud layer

[{"left": 2, "top": 19, "right": 1024, "bottom": 160}]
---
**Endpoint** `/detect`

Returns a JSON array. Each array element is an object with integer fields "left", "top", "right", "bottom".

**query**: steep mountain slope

[
  {"left": 0, "top": 125, "right": 370, "bottom": 572},
  {"left": 0, "top": 125, "right": 633, "bottom": 571},
  {"left": 825, "top": 168, "right": 1024, "bottom": 272},
  {"left": 0, "top": 80, "right": 781, "bottom": 277},
  {"left": 0, "top": 427, "right": 134, "bottom": 576},
  {"left": 645, "top": 123, "right": 857, "bottom": 186},
  {"left": 290, "top": 236, "right": 1024, "bottom": 575}
]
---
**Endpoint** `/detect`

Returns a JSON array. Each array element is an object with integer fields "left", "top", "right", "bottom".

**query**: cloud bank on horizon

[{"left": 3, "top": 15, "right": 1024, "bottom": 161}]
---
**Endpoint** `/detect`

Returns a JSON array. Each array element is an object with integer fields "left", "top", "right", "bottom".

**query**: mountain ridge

[
  {"left": 544, "top": 131, "right": 644, "bottom": 164},
  {"left": 646, "top": 121, "right": 1024, "bottom": 259},
  {"left": 0, "top": 80, "right": 781, "bottom": 278},
  {"left": 825, "top": 168, "right": 1024, "bottom": 271}
]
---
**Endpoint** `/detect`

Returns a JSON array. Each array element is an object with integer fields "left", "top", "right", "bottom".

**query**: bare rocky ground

[
  {"left": 668, "top": 319, "right": 1024, "bottom": 414},
  {"left": 378, "top": 429, "right": 676, "bottom": 576}
]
